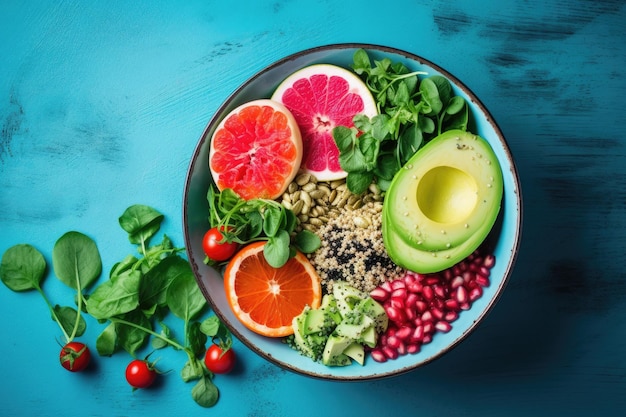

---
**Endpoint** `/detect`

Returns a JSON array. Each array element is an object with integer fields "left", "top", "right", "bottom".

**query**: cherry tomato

[
  {"left": 125, "top": 359, "right": 157, "bottom": 389},
  {"left": 202, "top": 227, "right": 238, "bottom": 262},
  {"left": 204, "top": 344, "right": 236, "bottom": 374},
  {"left": 60, "top": 342, "right": 91, "bottom": 372}
]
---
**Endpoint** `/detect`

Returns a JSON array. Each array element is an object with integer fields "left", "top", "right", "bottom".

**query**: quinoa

[{"left": 308, "top": 201, "right": 405, "bottom": 294}]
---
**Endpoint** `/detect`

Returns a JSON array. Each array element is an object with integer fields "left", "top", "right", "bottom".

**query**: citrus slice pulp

[
  {"left": 271, "top": 64, "right": 378, "bottom": 181},
  {"left": 209, "top": 99, "right": 303, "bottom": 200},
  {"left": 224, "top": 241, "right": 322, "bottom": 337}
]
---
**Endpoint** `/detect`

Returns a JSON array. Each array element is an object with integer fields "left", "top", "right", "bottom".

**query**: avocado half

[{"left": 382, "top": 129, "right": 503, "bottom": 273}]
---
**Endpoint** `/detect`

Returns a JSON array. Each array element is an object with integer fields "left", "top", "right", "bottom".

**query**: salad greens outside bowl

[{"left": 182, "top": 43, "right": 522, "bottom": 380}]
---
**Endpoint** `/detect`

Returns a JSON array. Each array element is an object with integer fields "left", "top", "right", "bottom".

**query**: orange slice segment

[{"left": 224, "top": 241, "right": 322, "bottom": 337}]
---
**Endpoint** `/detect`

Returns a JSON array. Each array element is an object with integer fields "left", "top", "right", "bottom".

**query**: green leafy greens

[
  {"left": 0, "top": 204, "right": 231, "bottom": 408},
  {"left": 333, "top": 48, "right": 470, "bottom": 194},
  {"left": 87, "top": 204, "right": 226, "bottom": 408},
  {"left": 206, "top": 186, "right": 320, "bottom": 268}
]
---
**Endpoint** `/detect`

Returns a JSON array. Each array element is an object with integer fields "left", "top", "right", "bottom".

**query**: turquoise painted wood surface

[{"left": 1, "top": 0, "right": 625, "bottom": 416}]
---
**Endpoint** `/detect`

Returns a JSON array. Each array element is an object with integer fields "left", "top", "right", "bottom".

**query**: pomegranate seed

[
  {"left": 383, "top": 346, "right": 399, "bottom": 360},
  {"left": 406, "top": 293, "right": 418, "bottom": 307},
  {"left": 370, "top": 349, "right": 387, "bottom": 363},
  {"left": 475, "top": 274, "right": 490, "bottom": 287},
  {"left": 451, "top": 276, "right": 465, "bottom": 289},
  {"left": 415, "top": 300, "right": 428, "bottom": 313},
  {"left": 397, "top": 341, "right": 407, "bottom": 355},
  {"left": 443, "top": 269, "right": 453, "bottom": 281},
  {"left": 391, "top": 287, "right": 407, "bottom": 299},
  {"left": 422, "top": 286, "right": 434, "bottom": 300},
  {"left": 462, "top": 271, "right": 474, "bottom": 284},
  {"left": 407, "top": 344, "right": 421, "bottom": 354},
  {"left": 411, "top": 326, "right": 424, "bottom": 342},
  {"left": 404, "top": 306, "right": 417, "bottom": 321},
  {"left": 422, "top": 334, "right": 432, "bottom": 344},
  {"left": 421, "top": 311, "right": 433, "bottom": 322},
  {"left": 452, "top": 265, "right": 462, "bottom": 276},
  {"left": 455, "top": 286, "right": 468, "bottom": 304},
  {"left": 380, "top": 281, "right": 393, "bottom": 293},
  {"left": 370, "top": 287, "right": 389, "bottom": 301},
  {"left": 391, "top": 280, "right": 406, "bottom": 290},
  {"left": 395, "top": 326, "right": 412, "bottom": 341},
  {"left": 460, "top": 302, "right": 471, "bottom": 310},
  {"left": 433, "top": 285, "right": 447, "bottom": 299},
  {"left": 435, "top": 321, "right": 452, "bottom": 333},
  {"left": 431, "top": 307, "right": 444, "bottom": 320},
  {"left": 469, "top": 286, "right": 483, "bottom": 301},
  {"left": 422, "top": 321, "right": 434, "bottom": 335},
  {"left": 483, "top": 254, "right": 496, "bottom": 268},
  {"left": 444, "top": 311, "right": 459, "bottom": 322},
  {"left": 391, "top": 297, "right": 405, "bottom": 309},
  {"left": 385, "top": 306, "right": 406, "bottom": 323},
  {"left": 479, "top": 266, "right": 491, "bottom": 278},
  {"left": 413, "top": 318, "right": 422, "bottom": 327},
  {"left": 403, "top": 273, "right": 416, "bottom": 285},
  {"left": 407, "top": 282, "right": 423, "bottom": 293},
  {"left": 444, "top": 299, "right": 460, "bottom": 311},
  {"left": 387, "top": 335, "right": 401, "bottom": 349}
]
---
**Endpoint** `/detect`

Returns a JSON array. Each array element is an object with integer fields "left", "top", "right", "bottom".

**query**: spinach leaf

[
  {"left": 53, "top": 305, "right": 86, "bottom": 337},
  {"left": 166, "top": 269, "right": 206, "bottom": 321},
  {"left": 139, "top": 255, "right": 189, "bottom": 309},
  {"left": 0, "top": 244, "right": 46, "bottom": 292},
  {"left": 96, "top": 323, "right": 117, "bottom": 356},
  {"left": 52, "top": 231, "right": 101, "bottom": 290},
  {"left": 118, "top": 204, "right": 164, "bottom": 246},
  {"left": 191, "top": 376, "right": 219, "bottom": 408},
  {"left": 86, "top": 269, "right": 141, "bottom": 320},
  {"left": 115, "top": 310, "right": 152, "bottom": 355}
]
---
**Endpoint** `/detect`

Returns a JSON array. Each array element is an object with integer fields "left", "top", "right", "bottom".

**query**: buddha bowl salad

[{"left": 202, "top": 49, "right": 503, "bottom": 366}]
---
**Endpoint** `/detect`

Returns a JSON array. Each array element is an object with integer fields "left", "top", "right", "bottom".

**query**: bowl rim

[{"left": 182, "top": 42, "right": 523, "bottom": 380}]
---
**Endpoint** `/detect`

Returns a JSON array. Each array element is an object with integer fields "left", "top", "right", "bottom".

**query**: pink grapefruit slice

[
  {"left": 271, "top": 64, "right": 378, "bottom": 181},
  {"left": 209, "top": 99, "right": 303, "bottom": 200}
]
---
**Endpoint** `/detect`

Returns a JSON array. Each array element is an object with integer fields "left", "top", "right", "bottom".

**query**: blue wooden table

[{"left": 1, "top": 1, "right": 625, "bottom": 416}]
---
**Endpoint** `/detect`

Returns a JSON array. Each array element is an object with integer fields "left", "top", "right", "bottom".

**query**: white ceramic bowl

[{"left": 182, "top": 43, "right": 522, "bottom": 380}]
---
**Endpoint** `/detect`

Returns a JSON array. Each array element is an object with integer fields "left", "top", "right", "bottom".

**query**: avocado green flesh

[
  {"left": 290, "top": 283, "right": 388, "bottom": 366},
  {"left": 383, "top": 129, "right": 503, "bottom": 273}
]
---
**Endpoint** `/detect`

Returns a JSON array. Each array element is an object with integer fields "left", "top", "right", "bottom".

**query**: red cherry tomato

[
  {"left": 202, "top": 227, "right": 238, "bottom": 262},
  {"left": 204, "top": 344, "right": 236, "bottom": 374},
  {"left": 125, "top": 359, "right": 157, "bottom": 389},
  {"left": 60, "top": 342, "right": 91, "bottom": 372}
]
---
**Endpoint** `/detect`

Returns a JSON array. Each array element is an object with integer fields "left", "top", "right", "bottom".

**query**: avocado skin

[{"left": 383, "top": 130, "right": 503, "bottom": 273}]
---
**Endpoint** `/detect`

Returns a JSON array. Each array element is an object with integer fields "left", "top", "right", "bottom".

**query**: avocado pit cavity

[{"left": 416, "top": 166, "right": 477, "bottom": 225}]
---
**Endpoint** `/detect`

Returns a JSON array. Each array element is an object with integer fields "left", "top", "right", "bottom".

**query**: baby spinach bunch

[
  {"left": 332, "top": 48, "right": 470, "bottom": 194},
  {"left": 206, "top": 186, "right": 321, "bottom": 268},
  {"left": 86, "top": 204, "right": 223, "bottom": 408}
]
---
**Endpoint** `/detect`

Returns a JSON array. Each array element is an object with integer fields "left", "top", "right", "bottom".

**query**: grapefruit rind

[
  {"left": 271, "top": 64, "right": 378, "bottom": 181},
  {"left": 223, "top": 241, "right": 323, "bottom": 338},
  {"left": 209, "top": 99, "right": 303, "bottom": 200}
]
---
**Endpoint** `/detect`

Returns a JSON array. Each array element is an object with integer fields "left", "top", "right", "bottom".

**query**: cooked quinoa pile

[{"left": 308, "top": 201, "right": 405, "bottom": 294}]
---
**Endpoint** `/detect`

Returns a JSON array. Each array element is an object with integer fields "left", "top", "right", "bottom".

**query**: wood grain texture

[{"left": 1, "top": 0, "right": 625, "bottom": 416}]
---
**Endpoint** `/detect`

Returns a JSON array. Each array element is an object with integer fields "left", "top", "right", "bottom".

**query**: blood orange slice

[
  {"left": 209, "top": 99, "right": 303, "bottom": 200},
  {"left": 224, "top": 241, "right": 322, "bottom": 337},
  {"left": 271, "top": 64, "right": 378, "bottom": 181}
]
